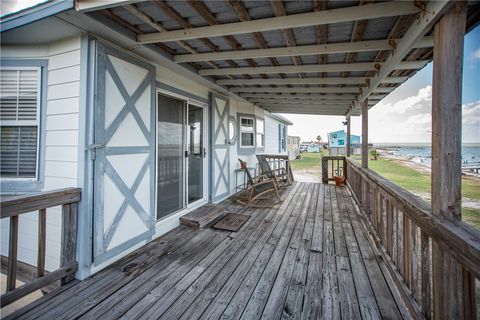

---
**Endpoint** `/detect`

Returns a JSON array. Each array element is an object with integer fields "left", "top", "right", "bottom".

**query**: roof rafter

[
  {"left": 269, "top": 0, "right": 304, "bottom": 79},
  {"left": 137, "top": 1, "right": 421, "bottom": 44},
  {"left": 123, "top": 4, "right": 219, "bottom": 69},
  {"left": 185, "top": 0, "right": 261, "bottom": 80},
  {"left": 314, "top": 0, "right": 328, "bottom": 83},
  {"left": 350, "top": 1, "right": 450, "bottom": 115},
  {"left": 227, "top": 0, "right": 288, "bottom": 81},
  {"left": 340, "top": 0, "right": 371, "bottom": 82},
  {"left": 217, "top": 76, "right": 407, "bottom": 86}
]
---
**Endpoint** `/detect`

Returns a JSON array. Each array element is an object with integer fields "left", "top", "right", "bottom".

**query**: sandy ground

[
  {"left": 292, "top": 169, "right": 322, "bottom": 183},
  {"left": 1, "top": 274, "right": 43, "bottom": 317}
]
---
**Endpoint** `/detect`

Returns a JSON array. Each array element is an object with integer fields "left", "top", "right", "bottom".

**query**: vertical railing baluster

[
  {"left": 7, "top": 215, "right": 19, "bottom": 292},
  {"left": 37, "top": 208, "right": 46, "bottom": 278},
  {"left": 403, "top": 216, "right": 411, "bottom": 289},
  {"left": 420, "top": 231, "right": 431, "bottom": 319}
]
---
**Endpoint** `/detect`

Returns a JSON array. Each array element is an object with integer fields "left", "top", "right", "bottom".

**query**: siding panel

[{"left": 0, "top": 36, "right": 82, "bottom": 272}]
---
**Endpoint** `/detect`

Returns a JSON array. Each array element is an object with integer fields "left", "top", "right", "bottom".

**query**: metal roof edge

[
  {"left": 266, "top": 113, "right": 293, "bottom": 126},
  {"left": 0, "top": 0, "right": 75, "bottom": 33}
]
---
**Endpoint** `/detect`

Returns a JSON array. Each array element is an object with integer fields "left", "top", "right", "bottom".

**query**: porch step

[{"left": 180, "top": 204, "right": 230, "bottom": 229}]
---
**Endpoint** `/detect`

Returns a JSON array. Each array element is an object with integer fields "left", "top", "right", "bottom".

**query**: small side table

[{"left": 234, "top": 167, "right": 256, "bottom": 192}]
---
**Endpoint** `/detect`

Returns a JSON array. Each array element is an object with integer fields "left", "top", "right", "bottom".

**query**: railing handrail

[
  {"left": 322, "top": 155, "right": 346, "bottom": 161},
  {"left": 346, "top": 157, "right": 480, "bottom": 278},
  {"left": 1, "top": 187, "right": 81, "bottom": 219},
  {"left": 260, "top": 154, "right": 289, "bottom": 160}
]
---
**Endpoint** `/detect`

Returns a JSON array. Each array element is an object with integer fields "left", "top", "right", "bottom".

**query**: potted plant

[
  {"left": 334, "top": 175, "right": 345, "bottom": 186},
  {"left": 369, "top": 149, "right": 379, "bottom": 160}
]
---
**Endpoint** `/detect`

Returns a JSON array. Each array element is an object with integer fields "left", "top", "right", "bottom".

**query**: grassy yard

[
  {"left": 289, "top": 151, "right": 324, "bottom": 171},
  {"left": 290, "top": 152, "right": 480, "bottom": 228},
  {"left": 366, "top": 157, "right": 480, "bottom": 228}
]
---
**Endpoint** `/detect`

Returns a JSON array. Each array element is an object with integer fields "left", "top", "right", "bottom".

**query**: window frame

[
  {"left": 0, "top": 59, "right": 48, "bottom": 194},
  {"left": 255, "top": 117, "right": 265, "bottom": 148},
  {"left": 239, "top": 116, "right": 255, "bottom": 148}
]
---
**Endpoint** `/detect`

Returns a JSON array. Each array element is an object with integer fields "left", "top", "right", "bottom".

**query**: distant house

[
  {"left": 328, "top": 130, "right": 361, "bottom": 155},
  {"left": 287, "top": 136, "right": 301, "bottom": 159},
  {"left": 307, "top": 145, "right": 321, "bottom": 153}
]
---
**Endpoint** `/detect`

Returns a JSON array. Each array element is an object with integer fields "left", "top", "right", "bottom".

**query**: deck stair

[{"left": 180, "top": 203, "right": 233, "bottom": 229}]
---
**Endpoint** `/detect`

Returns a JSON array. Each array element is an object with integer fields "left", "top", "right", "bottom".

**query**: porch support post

[
  {"left": 346, "top": 115, "right": 351, "bottom": 157},
  {"left": 431, "top": 2, "right": 469, "bottom": 319},
  {"left": 361, "top": 99, "right": 368, "bottom": 168}
]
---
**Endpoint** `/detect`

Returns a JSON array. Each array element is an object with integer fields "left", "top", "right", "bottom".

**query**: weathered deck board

[{"left": 8, "top": 182, "right": 413, "bottom": 320}]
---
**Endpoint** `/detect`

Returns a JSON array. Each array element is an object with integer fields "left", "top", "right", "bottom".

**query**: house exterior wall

[
  {"left": 0, "top": 36, "right": 83, "bottom": 272},
  {"left": 264, "top": 114, "right": 280, "bottom": 155},
  {"left": 0, "top": 34, "right": 292, "bottom": 278}
]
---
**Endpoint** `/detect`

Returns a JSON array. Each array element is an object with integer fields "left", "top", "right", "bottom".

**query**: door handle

[
  {"left": 203, "top": 148, "right": 207, "bottom": 158},
  {"left": 185, "top": 150, "right": 188, "bottom": 158}
]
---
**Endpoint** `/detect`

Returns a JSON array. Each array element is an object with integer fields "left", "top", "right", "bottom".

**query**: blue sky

[{"left": 287, "top": 25, "right": 480, "bottom": 144}]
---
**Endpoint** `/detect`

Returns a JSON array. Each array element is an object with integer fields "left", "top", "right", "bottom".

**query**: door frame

[
  {"left": 154, "top": 87, "right": 209, "bottom": 224},
  {"left": 186, "top": 101, "right": 209, "bottom": 208}
]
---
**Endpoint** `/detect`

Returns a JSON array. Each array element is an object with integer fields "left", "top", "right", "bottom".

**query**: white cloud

[
  {"left": 473, "top": 48, "right": 480, "bottom": 60},
  {"left": 286, "top": 87, "right": 479, "bottom": 144}
]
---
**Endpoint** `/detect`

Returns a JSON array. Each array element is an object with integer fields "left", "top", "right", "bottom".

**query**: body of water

[{"left": 374, "top": 143, "right": 480, "bottom": 167}]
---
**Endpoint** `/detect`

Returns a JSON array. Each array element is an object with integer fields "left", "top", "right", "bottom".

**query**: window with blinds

[{"left": 0, "top": 68, "right": 40, "bottom": 178}]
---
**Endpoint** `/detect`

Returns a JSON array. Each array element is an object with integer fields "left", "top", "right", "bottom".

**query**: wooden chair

[
  {"left": 235, "top": 159, "right": 282, "bottom": 208},
  {"left": 256, "top": 155, "right": 292, "bottom": 188}
]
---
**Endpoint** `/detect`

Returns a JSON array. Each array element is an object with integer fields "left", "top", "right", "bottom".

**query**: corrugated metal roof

[{"left": 76, "top": 0, "right": 479, "bottom": 116}]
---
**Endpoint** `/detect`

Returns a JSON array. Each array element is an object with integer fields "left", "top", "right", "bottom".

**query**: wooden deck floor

[{"left": 8, "top": 182, "right": 411, "bottom": 320}]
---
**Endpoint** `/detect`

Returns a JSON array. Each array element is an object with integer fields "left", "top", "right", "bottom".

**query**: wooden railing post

[
  {"left": 346, "top": 115, "right": 351, "bottom": 157},
  {"left": 321, "top": 157, "right": 328, "bottom": 184},
  {"left": 431, "top": 2, "right": 471, "bottom": 319},
  {"left": 361, "top": 98, "right": 368, "bottom": 169},
  {"left": 61, "top": 202, "right": 78, "bottom": 285}
]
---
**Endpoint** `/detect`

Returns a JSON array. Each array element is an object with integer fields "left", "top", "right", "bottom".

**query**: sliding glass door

[
  {"left": 157, "top": 94, "right": 185, "bottom": 219},
  {"left": 157, "top": 94, "right": 207, "bottom": 220}
]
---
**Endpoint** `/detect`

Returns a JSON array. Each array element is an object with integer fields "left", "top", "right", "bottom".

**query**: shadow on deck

[{"left": 7, "top": 182, "right": 412, "bottom": 320}]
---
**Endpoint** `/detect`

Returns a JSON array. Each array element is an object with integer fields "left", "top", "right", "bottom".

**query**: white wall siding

[
  {"left": 1, "top": 36, "right": 82, "bottom": 272},
  {"left": 265, "top": 115, "right": 280, "bottom": 154}
]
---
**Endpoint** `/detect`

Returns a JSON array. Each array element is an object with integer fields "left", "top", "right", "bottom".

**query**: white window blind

[{"left": 0, "top": 68, "right": 40, "bottom": 178}]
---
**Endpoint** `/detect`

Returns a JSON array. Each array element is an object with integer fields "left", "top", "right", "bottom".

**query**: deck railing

[
  {"left": 345, "top": 158, "right": 479, "bottom": 319},
  {"left": 321, "top": 155, "right": 346, "bottom": 184},
  {"left": 0, "top": 188, "right": 81, "bottom": 307},
  {"left": 259, "top": 154, "right": 294, "bottom": 183}
]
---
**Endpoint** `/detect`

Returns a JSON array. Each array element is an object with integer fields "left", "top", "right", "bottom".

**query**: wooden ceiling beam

[
  {"left": 173, "top": 37, "right": 433, "bottom": 63},
  {"left": 239, "top": 93, "right": 357, "bottom": 100},
  {"left": 137, "top": 2, "right": 421, "bottom": 44},
  {"left": 248, "top": 99, "right": 377, "bottom": 106},
  {"left": 230, "top": 86, "right": 394, "bottom": 94},
  {"left": 199, "top": 60, "right": 428, "bottom": 76}
]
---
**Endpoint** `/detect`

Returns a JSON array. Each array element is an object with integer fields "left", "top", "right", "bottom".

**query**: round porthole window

[{"left": 228, "top": 116, "right": 237, "bottom": 144}]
